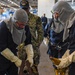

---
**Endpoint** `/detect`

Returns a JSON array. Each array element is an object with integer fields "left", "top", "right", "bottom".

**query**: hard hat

[{"left": 20, "top": 0, "right": 29, "bottom": 9}]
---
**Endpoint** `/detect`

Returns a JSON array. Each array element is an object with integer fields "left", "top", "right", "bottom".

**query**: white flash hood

[{"left": 52, "top": 1, "right": 75, "bottom": 41}]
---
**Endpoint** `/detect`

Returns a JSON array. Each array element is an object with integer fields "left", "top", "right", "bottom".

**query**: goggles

[
  {"left": 15, "top": 21, "right": 26, "bottom": 29},
  {"left": 51, "top": 10, "right": 59, "bottom": 18}
]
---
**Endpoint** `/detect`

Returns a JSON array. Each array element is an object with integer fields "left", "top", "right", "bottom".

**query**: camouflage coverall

[{"left": 28, "top": 13, "right": 43, "bottom": 74}]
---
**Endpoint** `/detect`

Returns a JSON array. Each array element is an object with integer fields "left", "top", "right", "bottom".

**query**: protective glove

[
  {"left": 1, "top": 48, "right": 22, "bottom": 67},
  {"left": 25, "top": 44, "right": 34, "bottom": 66},
  {"left": 62, "top": 49, "right": 70, "bottom": 58},
  {"left": 57, "top": 51, "right": 75, "bottom": 69},
  {"left": 43, "top": 37, "right": 49, "bottom": 47}
]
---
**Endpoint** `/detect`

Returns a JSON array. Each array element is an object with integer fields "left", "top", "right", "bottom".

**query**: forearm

[
  {"left": 25, "top": 44, "right": 34, "bottom": 66},
  {"left": 57, "top": 51, "right": 75, "bottom": 69},
  {"left": 1, "top": 48, "right": 22, "bottom": 67}
]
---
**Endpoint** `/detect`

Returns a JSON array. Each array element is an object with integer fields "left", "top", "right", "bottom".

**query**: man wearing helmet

[
  {"left": 51, "top": 1, "right": 75, "bottom": 75},
  {"left": 20, "top": 0, "right": 43, "bottom": 75}
]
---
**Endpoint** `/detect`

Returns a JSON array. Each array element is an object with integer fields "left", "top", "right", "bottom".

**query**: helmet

[{"left": 20, "top": 0, "right": 29, "bottom": 9}]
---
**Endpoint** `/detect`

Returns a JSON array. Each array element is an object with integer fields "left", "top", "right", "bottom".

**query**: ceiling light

[{"left": 7, "top": 0, "right": 20, "bottom": 7}]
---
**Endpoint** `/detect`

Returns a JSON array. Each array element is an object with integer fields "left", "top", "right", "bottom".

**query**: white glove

[
  {"left": 57, "top": 51, "right": 75, "bottom": 69},
  {"left": 43, "top": 37, "right": 49, "bottom": 47},
  {"left": 62, "top": 49, "right": 70, "bottom": 58},
  {"left": 1, "top": 48, "right": 22, "bottom": 67},
  {"left": 25, "top": 44, "right": 34, "bottom": 66}
]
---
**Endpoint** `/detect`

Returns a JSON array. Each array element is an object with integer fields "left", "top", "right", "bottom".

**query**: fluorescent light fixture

[
  {"left": 7, "top": 0, "right": 20, "bottom": 7},
  {"left": 0, "top": 2, "right": 16, "bottom": 9}
]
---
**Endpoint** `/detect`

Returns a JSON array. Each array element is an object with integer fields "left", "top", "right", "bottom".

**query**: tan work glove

[
  {"left": 62, "top": 49, "right": 70, "bottom": 58},
  {"left": 1, "top": 48, "right": 22, "bottom": 67},
  {"left": 57, "top": 51, "right": 75, "bottom": 69},
  {"left": 25, "top": 44, "right": 34, "bottom": 66}
]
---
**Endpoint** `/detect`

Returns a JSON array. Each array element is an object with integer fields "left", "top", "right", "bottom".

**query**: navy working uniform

[
  {"left": 41, "top": 14, "right": 47, "bottom": 29},
  {"left": 41, "top": 14, "right": 47, "bottom": 36}
]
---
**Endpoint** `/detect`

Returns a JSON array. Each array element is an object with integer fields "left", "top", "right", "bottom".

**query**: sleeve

[
  {"left": 0, "top": 21, "right": 22, "bottom": 67},
  {"left": 0, "top": 21, "right": 8, "bottom": 52},
  {"left": 36, "top": 17, "right": 43, "bottom": 45},
  {"left": 68, "top": 22, "right": 75, "bottom": 53},
  {"left": 57, "top": 22, "right": 75, "bottom": 69},
  {"left": 25, "top": 25, "right": 32, "bottom": 45},
  {"left": 24, "top": 25, "right": 34, "bottom": 66}
]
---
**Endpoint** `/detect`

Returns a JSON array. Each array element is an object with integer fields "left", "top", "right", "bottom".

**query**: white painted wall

[{"left": 38, "top": 0, "right": 55, "bottom": 18}]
